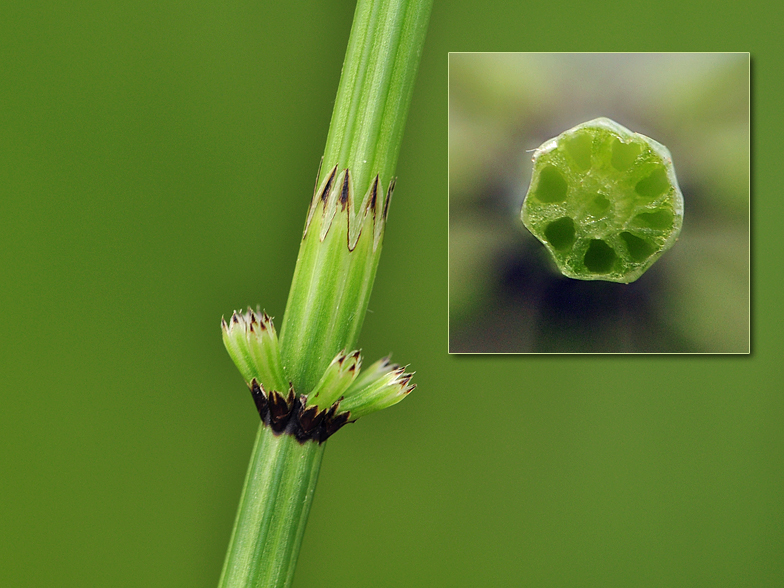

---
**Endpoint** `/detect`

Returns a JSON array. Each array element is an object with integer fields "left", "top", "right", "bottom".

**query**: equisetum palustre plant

[
  {"left": 217, "top": 1, "right": 433, "bottom": 587},
  {"left": 522, "top": 118, "right": 684, "bottom": 283}
]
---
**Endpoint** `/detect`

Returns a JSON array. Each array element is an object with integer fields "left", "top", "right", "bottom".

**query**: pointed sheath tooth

[
  {"left": 268, "top": 389, "right": 283, "bottom": 409},
  {"left": 368, "top": 175, "right": 379, "bottom": 216},
  {"left": 347, "top": 172, "right": 382, "bottom": 251},
  {"left": 384, "top": 177, "right": 396, "bottom": 222},
  {"left": 343, "top": 350, "right": 361, "bottom": 375},
  {"left": 249, "top": 378, "right": 267, "bottom": 400},
  {"left": 339, "top": 169, "right": 350, "bottom": 210},
  {"left": 249, "top": 379, "right": 269, "bottom": 420},
  {"left": 298, "top": 404, "right": 324, "bottom": 433},
  {"left": 324, "top": 410, "right": 351, "bottom": 439},
  {"left": 320, "top": 166, "right": 337, "bottom": 206},
  {"left": 396, "top": 375, "right": 411, "bottom": 388},
  {"left": 268, "top": 390, "right": 292, "bottom": 426},
  {"left": 304, "top": 163, "right": 338, "bottom": 240},
  {"left": 323, "top": 401, "right": 339, "bottom": 421},
  {"left": 319, "top": 169, "right": 343, "bottom": 241}
]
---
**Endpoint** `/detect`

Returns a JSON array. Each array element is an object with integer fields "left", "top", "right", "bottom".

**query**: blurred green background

[
  {"left": 450, "top": 53, "right": 749, "bottom": 353},
  {"left": 1, "top": 1, "right": 781, "bottom": 587}
]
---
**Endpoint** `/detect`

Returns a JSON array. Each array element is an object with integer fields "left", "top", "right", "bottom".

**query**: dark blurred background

[
  {"left": 1, "top": 2, "right": 781, "bottom": 588},
  {"left": 450, "top": 53, "right": 749, "bottom": 353}
]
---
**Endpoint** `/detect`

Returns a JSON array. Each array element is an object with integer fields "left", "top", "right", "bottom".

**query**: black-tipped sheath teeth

[
  {"left": 249, "top": 379, "right": 351, "bottom": 443},
  {"left": 302, "top": 162, "right": 396, "bottom": 251}
]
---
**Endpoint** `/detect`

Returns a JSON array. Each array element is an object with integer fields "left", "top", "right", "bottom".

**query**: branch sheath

[{"left": 219, "top": 1, "right": 432, "bottom": 587}]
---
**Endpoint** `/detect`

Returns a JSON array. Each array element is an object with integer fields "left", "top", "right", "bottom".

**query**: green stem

[
  {"left": 280, "top": 0, "right": 432, "bottom": 395},
  {"left": 219, "top": 1, "right": 431, "bottom": 586},
  {"left": 218, "top": 427, "right": 325, "bottom": 588}
]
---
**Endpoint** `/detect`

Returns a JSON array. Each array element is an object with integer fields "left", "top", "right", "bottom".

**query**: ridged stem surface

[
  {"left": 218, "top": 427, "right": 324, "bottom": 588},
  {"left": 280, "top": 0, "right": 432, "bottom": 395},
  {"left": 219, "top": 1, "right": 432, "bottom": 587}
]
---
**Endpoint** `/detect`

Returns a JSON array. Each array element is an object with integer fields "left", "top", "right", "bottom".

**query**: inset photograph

[{"left": 449, "top": 52, "right": 750, "bottom": 353}]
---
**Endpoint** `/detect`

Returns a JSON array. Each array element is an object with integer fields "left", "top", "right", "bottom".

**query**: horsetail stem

[{"left": 218, "top": 1, "right": 432, "bottom": 586}]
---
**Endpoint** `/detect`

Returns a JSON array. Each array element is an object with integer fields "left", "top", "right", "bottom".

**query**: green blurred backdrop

[
  {"left": 450, "top": 53, "right": 749, "bottom": 353},
  {"left": 1, "top": 1, "right": 781, "bottom": 587}
]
